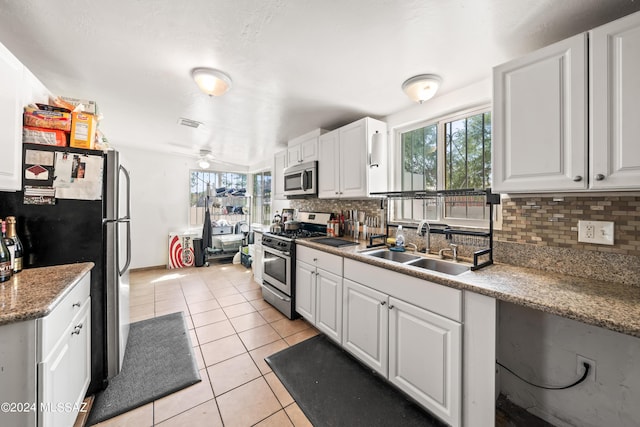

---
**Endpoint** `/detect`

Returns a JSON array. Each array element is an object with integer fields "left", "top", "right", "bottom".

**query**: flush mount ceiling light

[
  {"left": 192, "top": 68, "right": 232, "bottom": 96},
  {"left": 401, "top": 74, "right": 442, "bottom": 103}
]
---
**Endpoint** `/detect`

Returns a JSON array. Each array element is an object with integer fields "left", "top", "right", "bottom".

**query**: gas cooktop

[
  {"left": 308, "top": 237, "right": 360, "bottom": 248},
  {"left": 264, "top": 230, "right": 326, "bottom": 240}
]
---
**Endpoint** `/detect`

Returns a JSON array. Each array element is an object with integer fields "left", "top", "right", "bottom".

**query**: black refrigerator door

[
  {"left": 0, "top": 143, "right": 111, "bottom": 394},
  {"left": 0, "top": 191, "right": 107, "bottom": 394}
]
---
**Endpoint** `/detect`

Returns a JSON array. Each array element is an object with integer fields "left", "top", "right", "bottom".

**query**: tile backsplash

[
  {"left": 291, "top": 194, "right": 640, "bottom": 285},
  {"left": 496, "top": 195, "right": 640, "bottom": 257},
  {"left": 290, "top": 199, "right": 382, "bottom": 220}
]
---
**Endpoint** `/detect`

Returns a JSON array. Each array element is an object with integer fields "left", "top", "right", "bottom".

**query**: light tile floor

[{"left": 93, "top": 262, "right": 318, "bottom": 427}]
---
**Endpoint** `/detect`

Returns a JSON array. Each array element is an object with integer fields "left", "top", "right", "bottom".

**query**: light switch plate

[{"left": 578, "top": 220, "right": 614, "bottom": 245}]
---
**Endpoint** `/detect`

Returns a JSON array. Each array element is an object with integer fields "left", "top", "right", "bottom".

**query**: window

[
  {"left": 252, "top": 171, "right": 271, "bottom": 226},
  {"left": 444, "top": 111, "right": 492, "bottom": 221},
  {"left": 189, "top": 170, "right": 248, "bottom": 226},
  {"left": 396, "top": 107, "right": 492, "bottom": 226}
]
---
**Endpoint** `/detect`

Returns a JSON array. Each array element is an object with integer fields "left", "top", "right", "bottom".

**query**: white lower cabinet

[
  {"left": 295, "top": 259, "right": 316, "bottom": 323},
  {"left": 389, "top": 297, "right": 461, "bottom": 426},
  {"left": 343, "top": 258, "right": 462, "bottom": 427},
  {"left": 297, "top": 250, "right": 494, "bottom": 427},
  {"left": 342, "top": 278, "right": 388, "bottom": 376},
  {"left": 0, "top": 272, "right": 91, "bottom": 427},
  {"left": 295, "top": 246, "right": 343, "bottom": 343},
  {"left": 315, "top": 269, "right": 342, "bottom": 342},
  {"left": 38, "top": 299, "right": 91, "bottom": 427},
  {"left": 252, "top": 238, "right": 263, "bottom": 285}
]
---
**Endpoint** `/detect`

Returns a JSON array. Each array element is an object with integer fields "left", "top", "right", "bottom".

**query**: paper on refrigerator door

[{"left": 53, "top": 151, "right": 104, "bottom": 200}]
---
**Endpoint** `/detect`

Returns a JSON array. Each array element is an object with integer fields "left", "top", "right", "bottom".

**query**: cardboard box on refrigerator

[
  {"left": 69, "top": 112, "right": 97, "bottom": 149},
  {"left": 58, "top": 96, "right": 98, "bottom": 115}
]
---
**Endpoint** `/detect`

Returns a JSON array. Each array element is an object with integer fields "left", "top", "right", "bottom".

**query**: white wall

[
  {"left": 499, "top": 302, "right": 640, "bottom": 426},
  {"left": 117, "top": 146, "right": 192, "bottom": 269}
]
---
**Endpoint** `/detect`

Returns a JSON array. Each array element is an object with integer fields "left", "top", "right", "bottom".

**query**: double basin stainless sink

[{"left": 361, "top": 249, "right": 470, "bottom": 276}]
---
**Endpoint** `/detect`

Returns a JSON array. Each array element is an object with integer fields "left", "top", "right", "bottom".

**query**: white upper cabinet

[
  {"left": 493, "top": 33, "right": 588, "bottom": 192},
  {"left": 493, "top": 11, "right": 640, "bottom": 193},
  {"left": 287, "top": 128, "right": 325, "bottom": 165},
  {"left": 0, "top": 43, "right": 25, "bottom": 191},
  {"left": 590, "top": 12, "right": 640, "bottom": 190},
  {"left": 318, "top": 117, "right": 387, "bottom": 199},
  {"left": 273, "top": 150, "right": 287, "bottom": 200},
  {"left": 318, "top": 128, "right": 341, "bottom": 198},
  {"left": 0, "top": 42, "right": 51, "bottom": 192}
]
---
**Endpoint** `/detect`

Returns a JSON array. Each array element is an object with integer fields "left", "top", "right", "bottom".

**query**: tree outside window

[{"left": 397, "top": 108, "right": 492, "bottom": 224}]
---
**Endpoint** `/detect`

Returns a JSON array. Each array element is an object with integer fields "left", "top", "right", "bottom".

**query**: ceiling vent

[{"left": 177, "top": 117, "right": 203, "bottom": 129}]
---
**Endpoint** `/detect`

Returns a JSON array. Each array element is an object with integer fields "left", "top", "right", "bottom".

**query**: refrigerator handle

[
  {"left": 119, "top": 165, "right": 131, "bottom": 220},
  {"left": 119, "top": 220, "right": 131, "bottom": 276},
  {"left": 117, "top": 163, "right": 132, "bottom": 275}
]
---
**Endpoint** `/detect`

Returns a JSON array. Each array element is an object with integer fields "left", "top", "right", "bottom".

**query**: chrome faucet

[
  {"left": 417, "top": 220, "right": 431, "bottom": 254},
  {"left": 439, "top": 243, "right": 458, "bottom": 261},
  {"left": 406, "top": 242, "right": 418, "bottom": 253}
]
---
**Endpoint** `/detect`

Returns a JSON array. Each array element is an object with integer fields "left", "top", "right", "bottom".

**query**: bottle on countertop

[
  {"left": 0, "top": 221, "right": 12, "bottom": 282},
  {"left": 395, "top": 225, "right": 405, "bottom": 250},
  {"left": 5, "top": 217, "right": 22, "bottom": 273}
]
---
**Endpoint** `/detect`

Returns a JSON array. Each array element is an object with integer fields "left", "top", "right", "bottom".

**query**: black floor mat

[
  {"left": 87, "top": 312, "right": 201, "bottom": 425},
  {"left": 265, "top": 334, "right": 446, "bottom": 427}
]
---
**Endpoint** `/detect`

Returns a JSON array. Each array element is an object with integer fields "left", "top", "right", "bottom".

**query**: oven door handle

[
  {"left": 263, "top": 285, "right": 290, "bottom": 301},
  {"left": 263, "top": 247, "right": 291, "bottom": 257}
]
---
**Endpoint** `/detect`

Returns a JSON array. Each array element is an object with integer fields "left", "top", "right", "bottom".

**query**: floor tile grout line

[{"left": 128, "top": 266, "right": 309, "bottom": 427}]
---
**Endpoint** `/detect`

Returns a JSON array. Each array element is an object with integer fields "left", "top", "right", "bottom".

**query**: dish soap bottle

[{"left": 395, "top": 225, "right": 405, "bottom": 251}]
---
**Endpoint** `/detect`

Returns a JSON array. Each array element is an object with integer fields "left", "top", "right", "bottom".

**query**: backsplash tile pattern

[
  {"left": 495, "top": 195, "right": 640, "bottom": 286},
  {"left": 496, "top": 195, "right": 640, "bottom": 257},
  {"left": 290, "top": 199, "right": 383, "bottom": 222},
  {"left": 292, "top": 195, "right": 640, "bottom": 285}
]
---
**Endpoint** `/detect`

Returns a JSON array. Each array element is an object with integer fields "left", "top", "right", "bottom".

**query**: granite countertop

[
  {"left": 0, "top": 262, "right": 94, "bottom": 326},
  {"left": 297, "top": 238, "right": 640, "bottom": 338}
]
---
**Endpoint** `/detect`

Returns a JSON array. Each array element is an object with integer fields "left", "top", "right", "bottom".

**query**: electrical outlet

[
  {"left": 578, "top": 220, "right": 614, "bottom": 245},
  {"left": 577, "top": 355, "right": 596, "bottom": 382}
]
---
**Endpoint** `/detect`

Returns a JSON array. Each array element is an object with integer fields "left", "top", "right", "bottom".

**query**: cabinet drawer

[
  {"left": 297, "top": 246, "right": 343, "bottom": 275},
  {"left": 38, "top": 300, "right": 91, "bottom": 427},
  {"left": 38, "top": 273, "right": 90, "bottom": 359},
  {"left": 344, "top": 259, "right": 461, "bottom": 322}
]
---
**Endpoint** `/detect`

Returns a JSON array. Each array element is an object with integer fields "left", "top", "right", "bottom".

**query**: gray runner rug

[{"left": 87, "top": 311, "right": 201, "bottom": 425}]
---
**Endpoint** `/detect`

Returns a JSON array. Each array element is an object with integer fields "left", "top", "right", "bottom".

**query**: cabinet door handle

[
  {"left": 388, "top": 304, "right": 394, "bottom": 310},
  {"left": 72, "top": 302, "right": 81, "bottom": 308},
  {"left": 595, "top": 174, "right": 605, "bottom": 181},
  {"left": 71, "top": 323, "right": 83, "bottom": 335},
  {"left": 380, "top": 301, "right": 386, "bottom": 306},
  {"left": 573, "top": 175, "right": 582, "bottom": 182}
]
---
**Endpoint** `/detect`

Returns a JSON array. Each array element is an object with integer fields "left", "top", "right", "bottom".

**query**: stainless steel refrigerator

[
  {"left": 0, "top": 144, "right": 131, "bottom": 394},
  {"left": 103, "top": 150, "right": 131, "bottom": 382}
]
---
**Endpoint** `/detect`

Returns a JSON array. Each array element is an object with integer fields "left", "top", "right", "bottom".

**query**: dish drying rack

[{"left": 370, "top": 188, "right": 501, "bottom": 270}]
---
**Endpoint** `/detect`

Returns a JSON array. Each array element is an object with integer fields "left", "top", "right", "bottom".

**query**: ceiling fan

[
  {"left": 196, "top": 149, "right": 215, "bottom": 169},
  {"left": 168, "top": 142, "right": 247, "bottom": 170}
]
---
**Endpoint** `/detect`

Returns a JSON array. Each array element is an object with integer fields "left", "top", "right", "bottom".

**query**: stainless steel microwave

[{"left": 283, "top": 161, "right": 317, "bottom": 197}]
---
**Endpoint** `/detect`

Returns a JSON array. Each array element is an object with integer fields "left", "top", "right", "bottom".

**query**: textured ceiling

[{"left": 1, "top": 0, "right": 639, "bottom": 169}]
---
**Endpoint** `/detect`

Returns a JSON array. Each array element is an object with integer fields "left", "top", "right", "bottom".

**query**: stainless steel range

[{"left": 261, "top": 212, "right": 331, "bottom": 319}]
